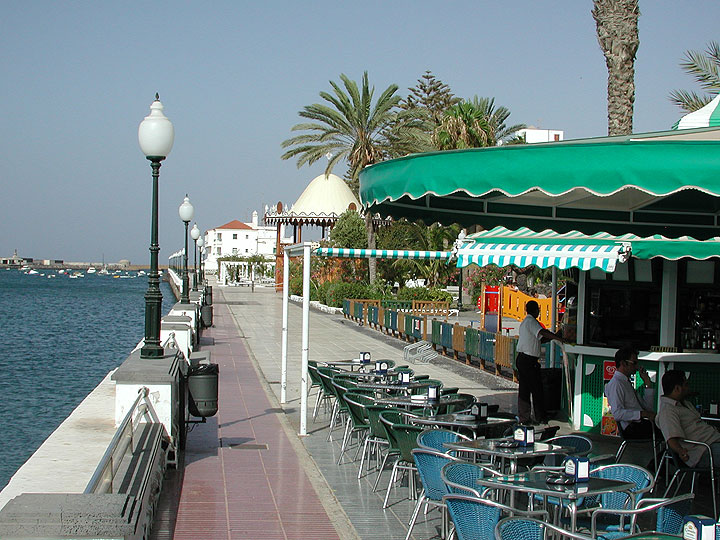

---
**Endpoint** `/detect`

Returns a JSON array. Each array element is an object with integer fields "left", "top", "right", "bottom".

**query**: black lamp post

[
  {"left": 178, "top": 195, "right": 194, "bottom": 303},
  {"left": 190, "top": 223, "right": 200, "bottom": 291},
  {"left": 138, "top": 94, "right": 174, "bottom": 359}
]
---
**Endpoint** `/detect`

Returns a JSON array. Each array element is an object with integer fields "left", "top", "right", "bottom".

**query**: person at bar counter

[
  {"left": 656, "top": 370, "right": 720, "bottom": 467},
  {"left": 604, "top": 347, "right": 656, "bottom": 438},
  {"left": 516, "top": 300, "right": 564, "bottom": 425}
]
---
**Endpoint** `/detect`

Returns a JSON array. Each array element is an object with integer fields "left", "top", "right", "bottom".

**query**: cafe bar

[{"left": 359, "top": 125, "right": 720, "bottom": 434}]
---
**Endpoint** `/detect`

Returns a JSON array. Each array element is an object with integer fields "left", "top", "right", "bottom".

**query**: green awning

[
  {"left": 359, "top": 133, "right": 720, "bottom": 239},
  {"left": 460, "top": 226, "right": 720, "bottom": 265}
]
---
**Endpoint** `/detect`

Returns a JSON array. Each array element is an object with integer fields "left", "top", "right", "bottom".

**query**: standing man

[
  {"left": 516, "top": 300, "right": 564, "bottom": 425},
  {"left": 604, "top": 347, "right": 656, "bottom": 438},
  {"left": 656, "top": 370, "right": 720, "bottom": 468}
]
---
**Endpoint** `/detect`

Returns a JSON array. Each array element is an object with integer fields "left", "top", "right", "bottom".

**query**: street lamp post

[
  {"left": 138, "top": 94, "right": 174, "bottom": 359},
  {"left": 190, "top": 223, "right": 200, "bottom": 291},
  {"left": 178, "top": 196, "right": 194, "bottom": 303},
  {"left": 197, "top": 236, "right": 205, "bottom": 285}
]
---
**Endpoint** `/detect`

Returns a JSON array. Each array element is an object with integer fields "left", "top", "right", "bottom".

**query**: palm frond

[{"left": 668, "top": 89, "right": 712, "bottom": 113}]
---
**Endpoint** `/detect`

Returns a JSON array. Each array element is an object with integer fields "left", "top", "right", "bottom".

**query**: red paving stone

[{"left": 169, "top": 297, "right": 341, "bottom": 540}]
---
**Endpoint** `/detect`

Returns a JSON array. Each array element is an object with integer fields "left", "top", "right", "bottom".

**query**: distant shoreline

[{"left": 1, "top": 263, "right": 167, "bottom": 271}]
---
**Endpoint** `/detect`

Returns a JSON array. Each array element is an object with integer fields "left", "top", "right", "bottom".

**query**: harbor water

[{"left": 0, "top": 268, "right": 174, "bottom": 490}]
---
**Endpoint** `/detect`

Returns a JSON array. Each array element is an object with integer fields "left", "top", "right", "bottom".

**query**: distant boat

[
  {"left": 98, "top": 266, "right": 109, "bottom": 275},
  {"left": 27, "top": 269, "right": 39, "bottom": 275},
  {"left": 87, "top": 267, "right": 97, "bottom": 274}
]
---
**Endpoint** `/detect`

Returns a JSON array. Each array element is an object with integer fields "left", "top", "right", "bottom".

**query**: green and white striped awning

[
  {"left": 315, "top": 247, "right": 452, "bottom": 260},
  {"left": 673, "top": 94, "right": 720, "bottom": 130},
  {"left": 456, "top": 242, "right": 628, "bottom": 272},
  {"left": 456, "top": 227, "right": 631, "bottom": 272}
]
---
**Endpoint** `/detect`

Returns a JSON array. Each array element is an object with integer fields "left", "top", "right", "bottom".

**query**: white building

[
  {"left": 203, "top": 211, "right": 290, "bottom": 279},
  {"left": 517, "top": 127, "right": 564, "bottom": 144}
]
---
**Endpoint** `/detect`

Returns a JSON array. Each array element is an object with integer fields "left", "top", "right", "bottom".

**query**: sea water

[{"left": 0, "top": 269, "right": 174, "bottom": 490}]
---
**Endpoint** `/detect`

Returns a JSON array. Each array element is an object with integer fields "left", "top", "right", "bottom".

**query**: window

[
  {"left": 246, "top": 235, "right": 249, "bottom": 239},
  {"left": 232, "top": 248, "right": 238, "bottom": 255},
  {"left": 217, "top": 247, "right": 222, "bottom": 255},
  {"left": 233, "top": 233, "right": 237, "bottom": 240},
  {"left": 245, "top": 249, "right": 248, "bottom": 253}
]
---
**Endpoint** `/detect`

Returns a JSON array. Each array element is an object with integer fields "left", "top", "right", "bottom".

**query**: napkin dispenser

[
  {"left": 427, "top": 385, "right": 440, "bottom": 400},
  {"left": 563, "top": 456, "right": 589, "bottom": 483},
  {"left": 682, "top": 515, "right": 715, "bottom": 540},
  {"left": 709, "top": 400, "right": 718, "bottom": 417},
  {"left": 513, "top": 425, "right": 534, "bottom": 446},
  {"left": 470, "top": 402, "right": 488, "bottom": 421},
  {"left": 400, "top": 371, "right": 411, "bottom": 384},
  {"left": 359, "top": 351, "right": 371, "bottom": 364},
  {"left": 374, "top": 360, "right": 388, "bottom": 374}
]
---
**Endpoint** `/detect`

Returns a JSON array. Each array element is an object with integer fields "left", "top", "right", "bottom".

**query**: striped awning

[
  {"left": 456, "top": 242, "right": 629, "bottom": 272},
  {"left": 315, "top": 248, "right": 452, "bottom": 260}
]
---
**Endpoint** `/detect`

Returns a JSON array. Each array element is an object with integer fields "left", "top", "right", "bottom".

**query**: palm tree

[
  {"left": 592, "top": 0, "right": 640, "bottom": 136},
  {"left": 405, "top": 222, "right": 460, "bottom": 288},
  {"left": 669, "top": 41, "right": 720, "bottom": 112},
  {"left": 281, "top": 72, "right": 427, "bottom": 282},
  {"left": 434, "top": 96, "right": 525, "bottom": 149}
]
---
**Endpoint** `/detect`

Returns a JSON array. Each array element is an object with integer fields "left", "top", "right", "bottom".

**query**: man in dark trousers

[{"left": 516, "top": 300, "right": 564, "bottom": 425}]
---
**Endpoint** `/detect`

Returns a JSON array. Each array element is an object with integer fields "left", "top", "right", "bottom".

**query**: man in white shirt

[
  {"left": 604, "top": 347, "right": 656, "bottom": 439},
  {"left": 516, "top": 300, "right": 564, "bottom": 425},
  {"left": 656, "top": 370, "right": 720, "bottom": 468}
]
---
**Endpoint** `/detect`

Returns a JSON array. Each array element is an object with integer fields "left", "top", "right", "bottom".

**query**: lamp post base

[{"left": 140, "top": 343, "right": 164, "bottom": 358}]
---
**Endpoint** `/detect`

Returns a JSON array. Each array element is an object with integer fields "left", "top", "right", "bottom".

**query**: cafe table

[
  {"left": 375, "top": 394, "right": 467, "bottom": 412},
  {"left": 476, "top": 471, "right": 636, "bottom": 532},
  {"left": 615, "top": 534, "right": 680, "bottom": 540},
  {"left": 412, "top": 413, "right": 516, "bottom": 438},
  {"left": 443, "top": 438, "right": 575, "bottom": 474},
  {"left": 354, "top": 380, "right": 432, "bottom": 394}
]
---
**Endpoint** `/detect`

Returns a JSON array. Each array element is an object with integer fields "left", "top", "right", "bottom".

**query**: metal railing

[{"left": 84, "top": 386, "right": 161, "bottom": 494}]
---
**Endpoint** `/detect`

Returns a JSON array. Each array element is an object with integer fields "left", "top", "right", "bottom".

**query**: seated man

[
  {"left": 656, "top": 369, "right": 720, "bottom": 468},
  {"left": 604, "top": 347, "right": 656, "bottom": 439}
]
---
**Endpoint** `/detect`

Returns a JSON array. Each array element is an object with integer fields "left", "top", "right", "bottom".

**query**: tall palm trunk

[
  {"left": 592, "top": 0, "right": 640, "bottom": 136},
  {"left": 365, "top": 212, "right": 376, "bottom": 282}
]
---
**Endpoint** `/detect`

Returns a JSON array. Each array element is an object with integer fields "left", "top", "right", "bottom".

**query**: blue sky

[{"left": 2, "top": 1, "right": 718, "bottom": 264}]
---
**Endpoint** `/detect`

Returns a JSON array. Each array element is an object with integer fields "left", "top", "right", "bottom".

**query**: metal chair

[
  {"left": 338, "top": 392, "right": 373, "bottom": 465},
  {"left": 443, "top": 495, "right": 549, "bottom": 540},
  {"left": 359, "top": 404, "right": 391, "bottom": 479},
  {"left": 590, "top": 493, "right": 694, "bottom": 539},
  {"left": 495, "top": 516, "right": 593, "bottom": 540},
  {"left": 615, "top": 421, "right": 663, "bottom": 474},
  {"left": 663, "top": 439, "right": 717, "bottom": 519},
  {"left": 379, "top": 410, "right": 423, "bottom": 508},
  {"left": 406, "top": 449, "right": 462, "bottom": 540},
  {"left": 441, "top": 461, "right": 503, "bottom": 497},
  {"left": 417, "top": 428, "right": 471, "bottom": 453}
]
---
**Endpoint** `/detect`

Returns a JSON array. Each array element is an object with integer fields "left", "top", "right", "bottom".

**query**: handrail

[
  {"left": 163, "top": 331, "right": 191, "bottom": 367},
  {"left": 84, "top": 386, "right": 159, "bottom": 494}
]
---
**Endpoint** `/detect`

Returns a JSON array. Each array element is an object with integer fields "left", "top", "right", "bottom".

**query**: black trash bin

[
  {"left": 541, "top": 368, "right": 562, "bottom": 417},
  {"left": 204, "top": 285, "right": 213, "bottom": 305},
  {"left": 201, "top": 304, "right": 213, "bottom": 328},
  {"left": 187, "top": 363, "right": 219, "bottom": 417}
]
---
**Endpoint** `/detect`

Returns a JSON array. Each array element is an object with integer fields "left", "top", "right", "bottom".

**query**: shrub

[
  {"left": 397, "top": 286, "right": 452, "bottom": 303},
  {"left": 325, "top": 281, "right": 370, "bottom": 307}
]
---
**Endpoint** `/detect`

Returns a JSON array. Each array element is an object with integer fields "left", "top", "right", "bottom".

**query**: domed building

[{"left": 264, "top": 173, "right": 388, "bottom": 289}]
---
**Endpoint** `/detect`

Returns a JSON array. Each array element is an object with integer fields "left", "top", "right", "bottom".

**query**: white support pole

[
  {"left": 300, "top": 243, "right": 311, "bottom": 436},
  {"left": 550, "top": 267, "right": 558, "bottom": 367},
  {"left": 281, "top": 250, "right": 289, "bottom": 404}
]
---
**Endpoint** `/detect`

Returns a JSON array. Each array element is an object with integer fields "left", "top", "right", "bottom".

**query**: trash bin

[
  {"left": 204, "top": 285, "right": 213, "bottom": 305},
  {"left": 541, "top": 368, "right": 562, "bottom": 416},
  {"left": 187, "top": 363, "right": 219, "bottom": 417},
  {"left": 201, "top": 304, "right": 213, "bottom": 328}
]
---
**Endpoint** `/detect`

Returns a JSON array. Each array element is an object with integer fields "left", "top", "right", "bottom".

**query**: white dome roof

[{"left": 290, "top": 173, "right": 360, "bottom": 217}]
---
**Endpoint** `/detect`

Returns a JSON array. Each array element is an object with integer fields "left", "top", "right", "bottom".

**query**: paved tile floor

[{"left": 153, "top": 283, "right": 714, "bottom": 540}]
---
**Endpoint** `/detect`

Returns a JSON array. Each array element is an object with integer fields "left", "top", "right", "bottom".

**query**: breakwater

[{"left": 0, "top": 269, "right": 174, "bottom": 490}]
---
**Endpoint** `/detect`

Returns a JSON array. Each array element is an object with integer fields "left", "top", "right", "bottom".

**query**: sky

[{"left": 2, "top": 1, "right": 719, "bottom": 264}]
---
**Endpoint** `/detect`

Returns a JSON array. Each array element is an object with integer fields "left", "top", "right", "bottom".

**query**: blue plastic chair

[
  {"left": 444, "top": 495, "right": 549, "bottom": 540},
  {"left": 417, "top": 428, "right": 471, "bottom": 453},
  {"left": 406, "top": 449, "right": 462, "bottom": 540},
  {"left": 590, "top": 493, "right": 694, "bottom": 539},
  {"left": 495, "top": 516, "right": 593, "bottom": 540},
  {"left": 441, "top": 461, "right": 502, "bottom": 497}
]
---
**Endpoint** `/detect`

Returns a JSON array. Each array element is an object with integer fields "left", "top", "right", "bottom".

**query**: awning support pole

[
  {"left": 281, "top": 249, "right": 289, "bottom": 404},
  {"left": 300, "top": 243, "right": 310, "bottom": 436}
]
